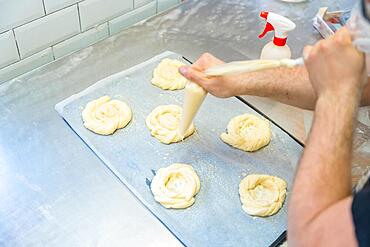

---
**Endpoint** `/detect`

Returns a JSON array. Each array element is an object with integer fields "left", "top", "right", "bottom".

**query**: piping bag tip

[{"left": 178, "top": 127, "right": 187, "bottom": 141}]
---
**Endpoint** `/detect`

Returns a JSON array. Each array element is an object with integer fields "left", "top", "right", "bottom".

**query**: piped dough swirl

[
  {"left": 221, "top": 114, "right": 271, "bottom": 152},
  {"left": 82, "top": 96, "right": 132, "bottom": 135},
  {"left": 146, "top": 105, "right": 195, "bottom": 144},
  {"left": 239, "top": 174, "right": 287, "bottom": 217},
  {"left": 151, "top": 163, "right": 201, "bottom": 209},
  {"left": 151, "top": 58, "right": 188, "bottom": 90}
]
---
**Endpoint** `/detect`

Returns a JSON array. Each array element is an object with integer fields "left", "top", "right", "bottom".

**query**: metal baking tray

[{"left": 55, "top": 51, "right": 303, "bottom": 247}]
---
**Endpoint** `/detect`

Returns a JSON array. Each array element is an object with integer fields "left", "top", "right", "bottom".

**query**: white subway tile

[
  {"left": 109, "top": 1, "right": 156, "bottom": 35},
  {"left": 134, "top": 0, "right": 153, "bottom": 8},
  {"left": 79, "top": 0, "right": 133, "bottom": 31},
  {"left": 158, "top": 0, "right": 180, "bottom": 12},
  {"left": 0, "top": 31, "right": 20, "bottom": 69},
  {"left": 53, "top": 23, "right": 108, "bottom": 59},
  {"left": 0, "top": 0, "right": 45, "bottom": 33},
  {"left": 0, "top": 48, "right": 53, "bottom": 84},
  {"left": 43, "top": 0, "right": 82, "bottom": 14},
  {"left": 14, "top": 5, "right": 80, "bottom": 59}
]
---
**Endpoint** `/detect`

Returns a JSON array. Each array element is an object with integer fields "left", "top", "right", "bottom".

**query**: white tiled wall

[
  {"left": 0, "top": 0, "right": 182, "bottom": 84},
  {"left": 14, "top": 5, "right": 80, "bottom": 58},
  {"left": 135, "top": 0, "right": 154, "bottom": 8},
  {"left": 0, "top": 31, "right": 19, "bottom": 68},
  {"left": 79, "top": 0, "right": 133, "bottom": 31},
  {"left": 109, "top": 1, "right": 157, "bottom": 35},
  {"left": 0, "top": 0, "right": 45, "bottom": 33},
  {"left": 44, "top": 0, "right": 82, "bottom": 14}
]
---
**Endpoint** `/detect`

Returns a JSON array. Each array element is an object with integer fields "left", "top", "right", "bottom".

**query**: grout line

[
  {"left": 77, "top": 3, "right": 83, "bottom": 32},
  {"left": 106, "top": 2, "right": 158, "bottom": 36},
  {"left": 0, "top": 46, "right": 53, "bottom": 71},
  {"left": 0, "top": 29, "right": 10, "bottom": 35},
  {"left": 0, "top": 59, "right": 19, "bottom": 70},
  {"left": 0, "top": 47, "right": 60, "bottom": 86},
  {"left": 50, "top": 22, "right": 106, "bottom": 49},
  {"left": 1, "top": 19, "right": 42, "bottom": 35},
  {"left": 41, "top": 0, "right": 47, "bottom": 15},
  {"left": 53, "top": 26, "right": 111, "bottom": 61},
  {"left": 43, "top": 1, "right": 82, "bottom": 15},
  {"left": 107, "top": 22, "right": 111, "bottom": 36},
  {"left": 1, "top": 4, "right": 78, "bottom": 35},
  {"left": 51, "top": 47, "right": 56, "bottom": 60},
  {"left": 12, "top": 29, "right": 22, "bottom": 60}
]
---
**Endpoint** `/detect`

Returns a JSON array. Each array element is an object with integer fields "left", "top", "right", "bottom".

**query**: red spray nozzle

[
  {"left": 258, "top": 22, "right": 274, "bottom": 38},
  {"left": 258, "top": 11, "right": 296, "bottom": 40},
  {"left": 260, "top": 11, "right": 269, "bottom": 20},
  {"left": 258, "top": 11, "right": 274, "bottom": 38}
]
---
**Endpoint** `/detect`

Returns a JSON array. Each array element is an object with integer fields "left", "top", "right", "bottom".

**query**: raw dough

[
  {"left": 146, "top": 105, "right": 195, "bottom": 144},
  {"left": 239, "top": 174, "right": 287, "bottom": 217},
  {"left": 151, "top": 163, "right": 201, "bottom": 209},
  {"left": 151, "top": 58, "right": 188, "bottom": 90},
  {"left": 82, "top": 96, "right": 132, "bottom": 135},
  {"left": 221, "top": 114, "right": 271, "bottom": 152}
]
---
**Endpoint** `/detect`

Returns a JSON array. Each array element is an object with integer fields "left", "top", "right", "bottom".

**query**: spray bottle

[{"left": 258, "top": 11, "right": 296, "bottom": 60}]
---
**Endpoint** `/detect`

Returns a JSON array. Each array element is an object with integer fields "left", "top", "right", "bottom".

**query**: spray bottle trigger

[{"left": 258, "top": 22, "right": 274, "bottom": 38}]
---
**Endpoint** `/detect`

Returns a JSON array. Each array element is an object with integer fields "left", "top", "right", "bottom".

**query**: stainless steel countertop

[{"left": 0, "top": 0, "right": 363, "bottom": 246}]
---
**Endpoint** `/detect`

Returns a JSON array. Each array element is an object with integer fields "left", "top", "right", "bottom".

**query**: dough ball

[
  {"left": 146, "top": 105, "right": 195, "bottom": 144},
  {"left": 82, "top": 96, "right": 132, "bottom": 135},
  {"left": 151, "top": 163, "right": 201, "bottom": 209},
  {"left": 151, "top": 58, "right": 188, "bottom": 90},
  {"left": 221, "top": 114, "right": 271, "bottom": 152},
  {"left": 239, "top": 174, "right": 287, "bottom": 217}
]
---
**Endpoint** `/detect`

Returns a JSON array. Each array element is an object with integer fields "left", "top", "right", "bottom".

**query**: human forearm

[
  {"left": 288, "top": 89, "right": 360, "bottom": 243},
  {"left": 236, "top": 66, "right": 316, "bottom": 109},
  {"left": 180, "top": 53, "right": 316, "bottom": 110},
  {"left": 238, "top": 70, "right": 370, "bottom": 109},
  {"left": 286, "top": 27, "right": 366, "bottom": 246},
  {"left": 181, "top": 53, "right": 369, "bottom": 109}
]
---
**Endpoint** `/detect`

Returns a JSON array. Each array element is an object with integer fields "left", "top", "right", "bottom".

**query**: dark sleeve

[{"left": 352, "top": 182, "right": 370, "bottom": 247}]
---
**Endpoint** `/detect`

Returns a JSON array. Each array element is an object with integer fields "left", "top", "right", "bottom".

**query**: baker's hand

[
  {"left": 179, "top": 53, "right": 241, "bottom": 98},
  {"left": 303, "top": 27, "right": 366, "bottom": 101}
]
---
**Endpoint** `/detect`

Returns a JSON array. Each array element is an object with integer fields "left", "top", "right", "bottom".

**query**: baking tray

[{"left": 55, "top": 51, "right": 303, "bottom": 247}]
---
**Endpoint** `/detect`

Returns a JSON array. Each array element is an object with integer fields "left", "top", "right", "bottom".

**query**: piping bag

[
  {"left": 177, "top": 58, "right": 302, "bottom": 135},
  {"left": 177, "top": 57, "right": 302, "bottom": 136},
  {"left": 204, "top": 58, "right": 304, "bottom": 77},
  {"left": 179, "top": 81, "right": 207, "bottom": 137}
]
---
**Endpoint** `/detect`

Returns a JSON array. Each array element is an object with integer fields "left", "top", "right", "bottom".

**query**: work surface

[
  {"left": 55, "top": 51, "right": 302, "bottom": 246},
  {"left": 0, "top": 0, "right": 367, "bottom": 246}
]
